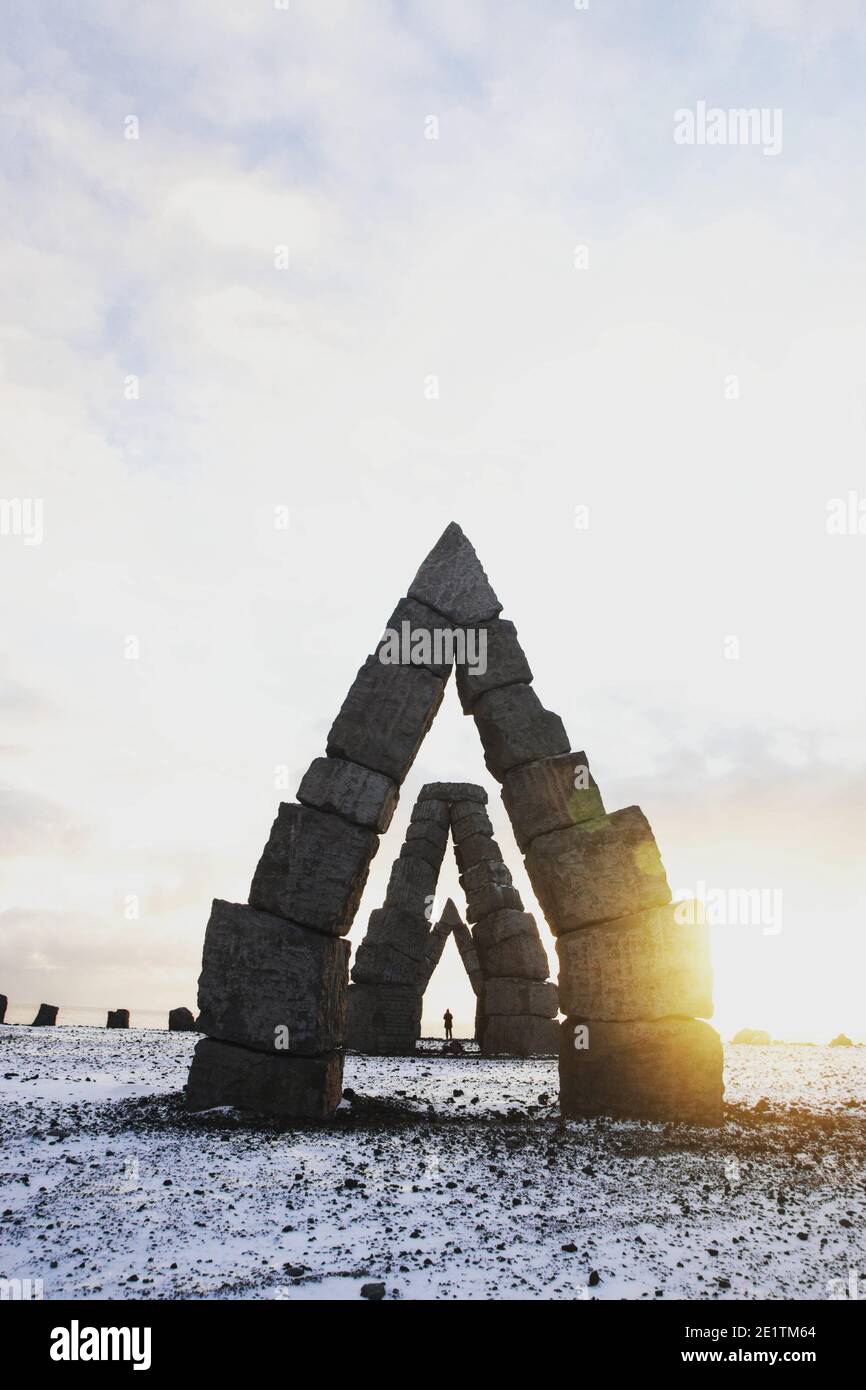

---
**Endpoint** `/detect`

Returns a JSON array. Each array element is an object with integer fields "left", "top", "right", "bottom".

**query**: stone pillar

[
  {"left": 31, "top": 1003, "right": 58, "bottom": 1026},
  {"left": 106, "top": 1009, "right": 130, "bottom": 1028},
  {"left": 0, "top": 994, "right": 7, "bottom": 1024},
  {"left": 168, "top": 1007, "right": 198, "bottom": 1031},
  {"left": 448, "top": 790, "right": 559, "bottom": 1057}
]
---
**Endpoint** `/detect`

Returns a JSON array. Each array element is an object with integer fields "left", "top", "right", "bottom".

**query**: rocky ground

[{"left": 1, "top": 1028, "right": 864, "bottom": 1301}]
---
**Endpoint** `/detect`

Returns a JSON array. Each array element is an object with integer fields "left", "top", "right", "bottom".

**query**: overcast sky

[{"left": 2, "top": 0, "right": 865, "bottom": 1041}]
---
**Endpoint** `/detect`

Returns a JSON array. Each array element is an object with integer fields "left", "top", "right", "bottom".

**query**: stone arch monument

[{"left": 186, "top": 522, "right": 722, "bottom": 1122}]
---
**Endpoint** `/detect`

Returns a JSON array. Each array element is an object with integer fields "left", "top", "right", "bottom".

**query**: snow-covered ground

[{"left": 1, "top": 1027, "right": 864, "bottom": 1301}]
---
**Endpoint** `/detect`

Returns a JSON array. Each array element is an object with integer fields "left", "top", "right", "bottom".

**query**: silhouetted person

[{"left": 444, "top": 1008, "right": 453, "bottom": 1041}]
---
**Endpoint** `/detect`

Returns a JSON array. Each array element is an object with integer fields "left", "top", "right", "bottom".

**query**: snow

[{"left": 1, "top": 1027, "right": 864, "bottom": 1301}]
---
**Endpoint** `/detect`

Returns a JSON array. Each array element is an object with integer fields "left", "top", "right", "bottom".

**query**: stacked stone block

[{"left": 449, "top": 789, "right": 559, "bottom": 1056}]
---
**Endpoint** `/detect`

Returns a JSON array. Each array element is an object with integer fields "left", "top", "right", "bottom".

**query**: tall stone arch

[{"left": 186, "top": 522, "right": 722, "bottom": 1122}]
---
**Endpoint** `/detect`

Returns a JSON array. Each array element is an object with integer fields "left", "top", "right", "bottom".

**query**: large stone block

[
  {"left": 420, "top": 782, "right": 487, "bottom": 804},
  {"left": 327, "top": 656, "right": 445, "bottom": 783},
  {"left": 32, "top": 1004, "right": 58, "bottom": 1026},
  {"left": 559, "top": 1018, "right": 724, "bottom": 1125},
  {"left": 454, "top": 832, "right": 503, "bottom": 873},
  {"left": 106, "top": 1009, "right": 130, "bottom": 1029},
  {"left": 408, "top": 521, "right": 502, "bottom": 626},
  {"left": 473, "top": 684, "right": 569, "bottom": 780},
  {"left": 556, "top": 902, "right": 713, "bottom": 1021},
  {"left": 250, "top": 803, "right": 377, "bottom": 935},
  {"left": 417, "top": 920, "right": 451, "bottom": 992},
  {"left": 400, "top": 823, "right": 448, "bottom": 871},
  {"left": 472, "top": 910, "right": 549, "bottom": 980},
  {"left": 525, "top": 806, "right": 670, "bottom": 936},
  {"left": 384, "top": 854, "right": 438, "bottom": 914},
  {"left": 352, "top": 939, "right": 428, "bottom": 988},
  {"left": 465, "top": 883, "right": 523, "bottom": 924},
  {"left": 363, "top": 904, "right": 430, "bottom": 954},
  {"left": 452, "top": 920, "right": 483, "bottom": 995},
  {"left": 169, "top": 1007, "right": 197, "bottom": 1032},
  {"left": 186, "top": 1038, "right": 343, "bottom": 1120},
  {"left": 455, "top": 618, "right": 533, "bottom": 712},
  {"left": 502, "top": 751, "right": 605, "bottom": 852},
  {"left": 297, "top": 756, "right": 398, "bottom": 833},
  {"left": 196, "top": 899, "right": 349, "bottom": 1054},
  {"left": 460, "top": 858, "right": 513, "bottom": 894},
  {"left": 450, "top": 807, "right": 494, "bottom": 841},
  {"left": 483, "top": 978, "right": 559, "bottom": 1018},
  {"left": 377, "top": 596, "right": 455, "bottom": 682},
  {"left": 482, "top": 1015, "right": 559, "bottom": 1056},
  {"left": 410, "top": 797, "right": 451, "bottom": 828},
  {"left": 346, "top": 983, "right": 422, "bottom": 1055}
]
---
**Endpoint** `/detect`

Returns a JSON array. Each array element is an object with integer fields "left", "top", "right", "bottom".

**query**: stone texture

[
  {"left": 345, "top": 983, "right": 422, "bottom": 1055},
  {"left": 501, "top": 751, "right": 605, "bottom": 852},
  {"left": 417, "top": 919, "right": 451, "bottom": 992},
  {"left": 452, "top": 921, "right": 483, "bottom": 997},
  {"left": 196, "top": 899, "right": 349, "bottom": 1054},
  {"left": 472, "top": 911, "right": 549, "bottom": 980},
  {"left": 454, "top": 833, "right": 503, "bottom": 873},
  {"left": 384, "top": 855, "right": 438, "bottom": 914},
  {"left": 559, "top": 1018, "right": 724, "bottom": 1124},
  {"left": 455, "top": 618, "right": 532, "bottom": 712},
  {"left": 449, "top": 807, "right": 494, "bottom": 841},
  {"left": 556, "top": 902, "right": 713, "bottom": 1021},
  {"left": 473, "top": 684, "right": 569, "bottom": 780},
  {"left": 106, "top": 1009, "right": 130, "bottom": 1028},
  {"left": 0, "top": 994, "right": 6, "bottom": 1024},
  {"left": 525, "top": 806, "right": 670, "bottom": 936},
  {"left": 327, "top": 656, "right": 445, "bottom": 783},
  {"left": 410, "top": 797, "right": 451, "bottom": 828},
  {"left": 483, "top": 978, "right": 559, "bottom": 1018},
  {"left": 186, "top": 1038, "right": 343, "bottom": 1120},
  {"left": 420, "top": 782, "right": 488, "bottom": 804},
  {"left": 32, "top": 1004, "right": 57, "bottom": 1026},
  {"left": 400, "top": 826, "right": 448, "bottom": 871},
  {"left": 482, "top": 1015, "right": 559, "bottom": 1056},
  {"left": 459, "top": 858, "right": 513, "bottom": 894},
  {"left": 377, "top": 595, "right": 455, "bottom": 682},
  {"left": 169, "top": 1007, "right": 197, "bottom": 1032},
  {"left": 249, "top": 802, "right": 377, "bottom": 935},
  {"left": 465, "top": 882, "right": 523, "bottom": 924},
  {"left": 351, "top": 938, "right": 427, "bottom": 987},
  {"left": 297, "top": 756, "right": 398, "bottom": 834},
  {"left": 408, "top": 521, "right": 502, "bottom": 626}
]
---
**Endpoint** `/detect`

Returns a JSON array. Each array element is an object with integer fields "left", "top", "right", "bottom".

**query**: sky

[{"left": 1, "top": 0, "right": 865, "bottom": 1042}]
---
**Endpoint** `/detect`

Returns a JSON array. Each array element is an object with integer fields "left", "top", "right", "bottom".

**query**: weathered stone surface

[
  {"left": 465, "top": 883, "right": 523, "bottom": 923},
  {"left": 385, "top": 854, "right": 438, "bottom": 913},
  {"left": 400, "top": 823, "right": 448, "bottom": 870},
  {"left": 472, "top": 911, "right": 549, "bottom": 980},
  {"left": 556, "top": 902, "right": 713, "bottom": 1021},
  {"left": 250, "top": 802, "right": 377, "bottom": 935},
  {"left": 483, "top": 978, "right": 559, "bottom": 1018},
  {"left": 408, "top": 521, "right": 502, "bottom": 626},
  {"left": 417, "top": 920, "right": 451, "bottom": 992},
  {"left": 327, "top": 656, "right": 445, "bottom": 783},
  {"left": 452, "top": 921, "right": 483, "bottom": 995},
  {"left": 186, "top": 1039, "right": 343, "bottom": 1119},
  {"left": 297, "top": 756, "right": 398, "bottom": 834},
  {"left": 32, "top": 1004, "right": 58, "bottom": 1026},
  {"left": 474, "top": 996, "right": 486, "bottom": 1045},
  {"left": 106, "top": 1009, "right": 130, "bottom": 1029},
  {"left": 169, "top": 1007, "right": 197, "bottom": 1032},
  {"left": 420, "top": 782, "right": 487, "bottom": 804},
  {"left": 482, "top": 1015, "right": 559, "bottom": 1056},
  {"left": 455, "top": 618, "right": 532, "bottom": 712},
  {"left": 196, "top": 899, "right": 349, "bottom": 1054},
  {"left": 559, "top": 1018, "right": 724, "bottom": 1124},
  {"left": 0, "top": 994, "right": 6, "bottom": 1024},
  {"left": 525, "top": 806, "right": 670, "bottom": 936},
  {"left": 352, "top": 937, "right": 428, "bottom": 987},
  {"left": 364, "top": 904, "right": 430, "bottom": 952},
  {"left": 454, "top": 833, "right": 503, "bottom": 873},
  {"left": 449, "top": 807, "right": 494, "bottom": 841},
  {"left": 473, "top": 684, "right": 569, "bottom": 780},
  {"left": 460, "top": 859, "right": 512, "bottom": 894},
  {"left": 410, "top": 797, "right": 451, "bottom": 828},
  {"left": 345, "top": 983, "right": 422, "bottom": 1055},
  {"left": 502, "top": 751, "right": 605, "bottom": 852},
  {"left": 377, "top": 595, "right": 455, "bottom": 682}
]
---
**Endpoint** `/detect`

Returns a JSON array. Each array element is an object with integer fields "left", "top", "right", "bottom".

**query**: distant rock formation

[
  {"left": 106, "top": 1009, "right": 130, "bottom": 1028},
  {"left": 0, "top": 994, "right": 7, "bottom": 1024},
  {"left": 168, "top": 1007, "right": 198, "bottom": 1031},
  {"left": 829, "top": 1033, "right": 853, "bottom": 1047},
  {"left": 31, "top": 1003, "right": 58, "bottom": 1026},
  {"left": 732, "top": 1028, "right": 771, "bottom": 1045}
]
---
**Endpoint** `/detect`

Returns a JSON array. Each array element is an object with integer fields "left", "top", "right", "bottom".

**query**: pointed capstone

[{"left": 408, "top": 522, "right": 502, "bottom": 625}]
